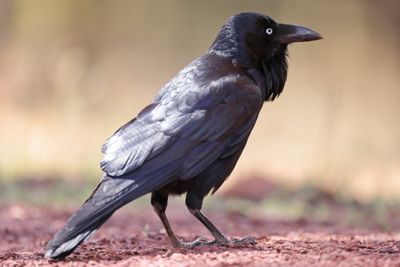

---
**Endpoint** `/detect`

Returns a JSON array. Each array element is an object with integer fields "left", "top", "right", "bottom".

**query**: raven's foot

[
  {"left": 172, "top": 236, "right": 256, "bottom": 249},
  {"left": 172, "top": 237, "right": 209, "bottom": 249},
  {"left": 230, "top": 236, "right": 257, "bottom": 246},
  {"left": 207, "top": 236, "right": 257, "bottom": 247}
]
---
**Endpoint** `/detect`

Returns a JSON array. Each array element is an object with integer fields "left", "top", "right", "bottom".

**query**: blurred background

[{"left": 0, "top": 0, "right": 399, "bottom": 205}]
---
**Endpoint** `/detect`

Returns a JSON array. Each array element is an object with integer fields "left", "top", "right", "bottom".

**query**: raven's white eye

[{"left": 266, "top": 28, "right": 273, "bottom": 35}]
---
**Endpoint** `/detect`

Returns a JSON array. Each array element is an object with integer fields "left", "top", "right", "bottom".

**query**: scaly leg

[
  {"left": 186, "top": 192, "right": 257, "bottom": 246},
  {"left": 151, "top": 192, "right": 208, "bottom": 249}
]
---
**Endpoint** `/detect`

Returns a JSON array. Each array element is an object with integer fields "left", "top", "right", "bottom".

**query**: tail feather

[
  {"left": 45, "top": 175, "right": 164, "bottom": 259},
  {"left": 45, "top": 229, "right": 97, "bottom": 259}
]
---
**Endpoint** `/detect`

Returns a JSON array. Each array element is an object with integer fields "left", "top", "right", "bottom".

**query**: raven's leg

[
  {"left": 185, "top": 192, "right": 257, "bottom": 246},
  {"left": 151, "top": 192, "right": 208, "bottom": 249}
]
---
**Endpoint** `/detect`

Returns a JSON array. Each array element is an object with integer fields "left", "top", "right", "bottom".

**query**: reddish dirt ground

[{"left": 1, "top": 203, "right": 400, "bottom": 267}]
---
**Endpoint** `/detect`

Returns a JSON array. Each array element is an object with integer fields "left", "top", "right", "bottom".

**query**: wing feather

[{"left": 101, "top": 71, "right": 263, "bottom": 183}]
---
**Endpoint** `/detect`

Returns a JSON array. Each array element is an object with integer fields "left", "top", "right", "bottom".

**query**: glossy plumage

[{"left": 45, "top": 12, "right": 321, "bottom": 259}]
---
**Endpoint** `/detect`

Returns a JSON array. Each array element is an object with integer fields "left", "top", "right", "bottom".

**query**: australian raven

[{"left": 45, "top": 12, "right": 321, "bottom": 259}]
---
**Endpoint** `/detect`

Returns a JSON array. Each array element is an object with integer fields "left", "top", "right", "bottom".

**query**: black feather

[{"left": 45, "top": 12, "right": 321, "bottom": 259}]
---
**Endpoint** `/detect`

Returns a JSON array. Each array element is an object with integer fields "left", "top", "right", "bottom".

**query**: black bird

[{"left": 45, "top": 12, "right": 321, "bottom": 259}]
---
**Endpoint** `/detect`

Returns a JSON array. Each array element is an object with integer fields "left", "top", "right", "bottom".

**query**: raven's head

[{"left": 210, "top": 12, "right": 321, "bottom": 100}]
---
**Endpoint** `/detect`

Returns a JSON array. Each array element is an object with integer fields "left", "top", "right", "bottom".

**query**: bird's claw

[
  {"left": 208, "top": 237, "right": 257, "bottom": 247},
  {"left": 172, "top": 236, "right": 210, "bottom": 249},
  {"left": 172, "top": 236, "right": 256, "bottom": 249},
  {"left": 230, "top": 236, "right": 257, "bottom": 245},
  {"left": 196, "top": 236, "right": 257, "bottom": 247}
]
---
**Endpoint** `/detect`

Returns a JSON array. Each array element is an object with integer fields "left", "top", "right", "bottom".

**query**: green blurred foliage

[{"left": 1, "top": 178, "right": 398, "bottom": 230}]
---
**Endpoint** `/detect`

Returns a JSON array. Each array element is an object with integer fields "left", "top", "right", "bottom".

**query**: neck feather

[{"left": 261, "top": 49, "right": 288, "bottom": 101}]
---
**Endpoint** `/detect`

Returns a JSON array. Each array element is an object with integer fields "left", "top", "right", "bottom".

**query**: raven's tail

[{"left": 45, "top": 175, "right": 156, "bottom": 259}]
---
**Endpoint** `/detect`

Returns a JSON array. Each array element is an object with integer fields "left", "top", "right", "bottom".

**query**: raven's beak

[{"left": 277, "top": 23, "right": 322, "bottom": 44}]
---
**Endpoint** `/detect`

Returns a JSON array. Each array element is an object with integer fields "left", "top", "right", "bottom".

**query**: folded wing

[{"left": 100, "top": 74, "right": 263, "bottom": 185}]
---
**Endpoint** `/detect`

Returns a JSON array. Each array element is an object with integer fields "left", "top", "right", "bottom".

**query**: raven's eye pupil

[{"left": 266, "top": 28, "right": 273, "bottom": 35}]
